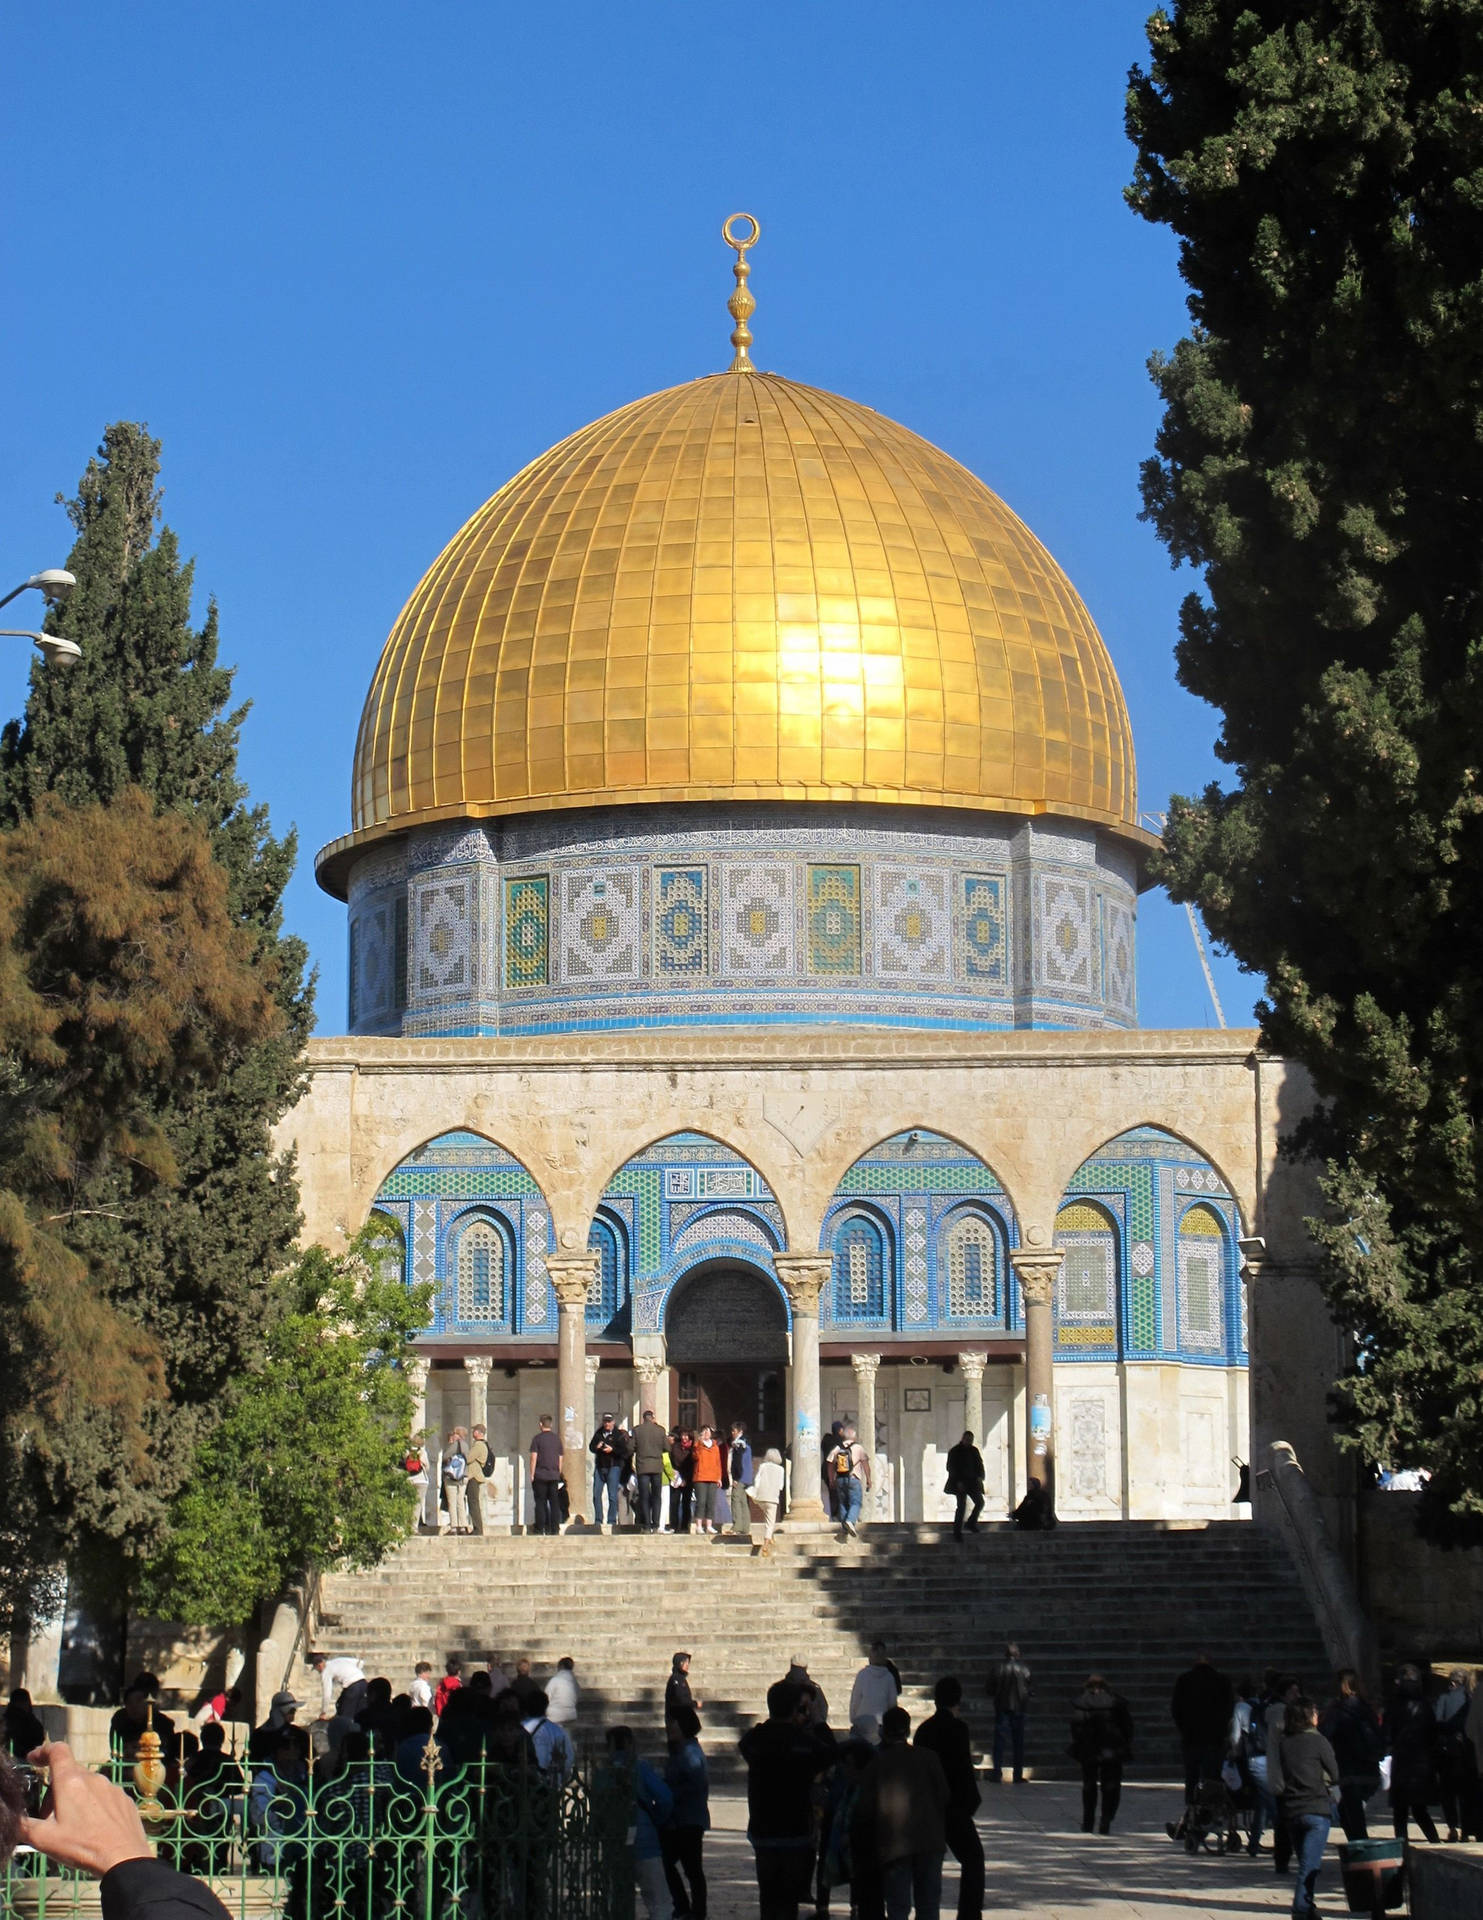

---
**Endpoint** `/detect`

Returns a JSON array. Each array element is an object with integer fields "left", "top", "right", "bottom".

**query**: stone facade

[
  {"left": 345, "top": 804, "right": 1139, "bottom": 1038},
  {"left": 278, "top": 1027, "right": 1336, "bottom": 1532}
]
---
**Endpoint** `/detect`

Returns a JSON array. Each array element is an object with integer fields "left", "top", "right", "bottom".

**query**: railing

[
  {"left": 2, "top": 1748, "right": 635, "bottom": 1920},
  {"left": 1256, "top": 1439, "right": 1379, "bottom": 1691}
]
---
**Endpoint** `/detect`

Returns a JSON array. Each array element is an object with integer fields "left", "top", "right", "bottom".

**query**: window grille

[
  {"left": 946, "top": 1215, "right": 998, "bottom": 1317},
  {"left": 457, "top": 1220, "right": 505, "bottom": 1323},
  {"left": 832, "top": 1217, "right": 885, "bottom": 1321}
]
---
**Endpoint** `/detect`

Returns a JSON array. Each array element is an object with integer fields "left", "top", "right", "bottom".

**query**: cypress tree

[
  {"left": 1127, "top": 4, "right": 1483, "bottom": 1529},
  {"left": 0, "top": 425, "right": 314, "bottom": 1608}
]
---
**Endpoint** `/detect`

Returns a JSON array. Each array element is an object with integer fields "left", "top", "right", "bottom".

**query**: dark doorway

[{"left": 666, "top": 1263, "right": 788, "bottom": 1453}]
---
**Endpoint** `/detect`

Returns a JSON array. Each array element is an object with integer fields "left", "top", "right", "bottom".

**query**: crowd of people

[
  {"left": 1167, "top": 1654, "right": 1483, "bottom": 1918},
  {"left": 7, "top": 1645, "right": 1483, "bottom": 1920},
  {"left": 411, "top": 1418, "right": 1030, "bottom": 1547}
]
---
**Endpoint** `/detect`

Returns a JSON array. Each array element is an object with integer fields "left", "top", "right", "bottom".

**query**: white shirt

[
  {"left": 849, "top": 1662, "right": 899, "bottom": 1728},
  {"left": 319, "top": 1655, "right": 365, "bottom": 1715},
  {"left": 546, "top": 1669, "right": 580, "bottom": 1724},
  {"left": 410, "top": 1676, "right": 434, "bottom": 1710},
  {"left": 753, "top": 1459, "right": 785, "bottom": 1504}
]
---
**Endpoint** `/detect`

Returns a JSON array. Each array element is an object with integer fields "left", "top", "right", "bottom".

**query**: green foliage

[
  {"left": 137, "top": 1236, "right": 432, "bottom": 1628},
  {"left": 0, "top": 424, "right": 316, "bottom": 1628},
  {"left": 1127, "top": 3, "right": 1483, "bottom": 1528},
  {"left": 0, "top": 792, "right": 283, "bottom": 1626}
]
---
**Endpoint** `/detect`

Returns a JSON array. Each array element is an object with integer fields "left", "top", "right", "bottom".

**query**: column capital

[
  {"left": 775, "top": 1250, "right": 832, "bottom": 1312},
  {"left": 547, "top": 1251, "right": 601, "bottom": 1310},
  {"left": 462, "top": 1355, "right": 492, "bottom": 1381},
  {"left": 407, "top": 1357, "right": 430, "bottom": 1391},
  {"left": 585, "top": 1354, "right": 602, "bottom": 1383},
  {"left": 850, "top": 1351, "right": 881, "bottom": 1381},
  {"left": 956, "top": 1350, "right": 989, "bottom": 1382},
  {"left": 1010, "top": 1246, "right": 1064, "bottom": 1307},
  {"left": 634, "top": 1355, "right": 666, "bottom": 1384}
]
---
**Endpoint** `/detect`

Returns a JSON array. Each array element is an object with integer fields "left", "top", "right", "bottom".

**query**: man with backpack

[
  {"left": 465, "top": 1424, "right": 492, "bottom": 1536},
  {"left": 442, "top": 1427, "right": 470, "bottom": 1534},
  {"left": 830, "top": 1425, "right": 871, "bottom": 1539}
]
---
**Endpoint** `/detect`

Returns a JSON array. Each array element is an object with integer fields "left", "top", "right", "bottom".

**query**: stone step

[{"left": 303, "top": 1519, "right": 1330, "bottom": 1769}]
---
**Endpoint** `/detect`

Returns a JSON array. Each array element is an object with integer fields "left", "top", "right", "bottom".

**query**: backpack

[
  {"left": 831, "top": 1443, "right": 855, "bottom": 1479},
  {"left": 403, "top": 1452, "right": 422, "bottom": 1475},
  {"left": 446, "top": 1451, "right": 466, "bottom": 1481}
]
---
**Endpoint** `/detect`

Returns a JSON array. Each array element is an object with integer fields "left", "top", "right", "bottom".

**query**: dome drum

[{"left": 345, "top": 801, "right": 1137, "bottom": 1038}]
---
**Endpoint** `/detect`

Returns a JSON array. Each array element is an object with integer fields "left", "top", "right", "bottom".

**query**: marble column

[
  {"left": 408, "top": 1357, "right": 430, "bottom": 1440},
  {"left": 634, "top": 1353, "right": 665, "bottom": 1420},
  {"left": 957, "top": 1350, "right": 988, "bottom": 1443},
  {"left": 851, "top": 1352, "right": 881, "bottom": 1520},
  {"left": 408, "top": 1358, "right": 431, "bottom": 1531},
  {"left": 1011, "top": 1248, "right": 1064, "bottom": 1516},
  {"left": 463, "top": 1355, "right": 490, "bottom": 1432},
  {"left": 775, "top": 1251, "right": 832, "bottom": 1524},
  {"left": 585, "top": 1354, "right": 601, "bottom": 1450},
  {"left": 547, "top": 1254, "right": 599, "bottom": 1526}
]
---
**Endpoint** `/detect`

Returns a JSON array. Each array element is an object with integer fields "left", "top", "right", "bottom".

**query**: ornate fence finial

[{"left": 723, "top": 212, "right": 761, "bottom": 373}]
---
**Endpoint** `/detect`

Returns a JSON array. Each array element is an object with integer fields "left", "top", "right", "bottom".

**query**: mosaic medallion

[
  {"left": 962, "top": 874, "right": 1006, "bottom": 981},
  {"left": 655, "top": 866, "right": 708, "bottom": 976},
  {"left": 807, "top": 864, "right": 861, "bottom": 975},
  {"left": 504, "top": 876, "right": 549, "bottom": 989}
]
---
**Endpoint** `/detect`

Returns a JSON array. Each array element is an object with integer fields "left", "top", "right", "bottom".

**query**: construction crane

[{"left": 1140, "top": 812, "right": 1227, "bottom": 1029}]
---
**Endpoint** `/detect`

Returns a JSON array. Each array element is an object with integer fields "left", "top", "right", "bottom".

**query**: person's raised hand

[{"left": 20, "top": 1743, "right": 153, "bottom": 1876}]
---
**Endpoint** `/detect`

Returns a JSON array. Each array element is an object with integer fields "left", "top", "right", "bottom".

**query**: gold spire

[{"left": 723, "top": 212, "right": 760, "bottom": 372}]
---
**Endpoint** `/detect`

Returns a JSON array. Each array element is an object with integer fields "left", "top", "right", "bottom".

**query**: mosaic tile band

[{"left": 347, "top": 803, "right": 1136, "bottom": 1036}]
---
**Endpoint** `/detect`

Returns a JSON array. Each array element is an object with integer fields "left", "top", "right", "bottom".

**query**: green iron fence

[{"left": 3, "top": 1748, "right": 635, "bottom": 1920}]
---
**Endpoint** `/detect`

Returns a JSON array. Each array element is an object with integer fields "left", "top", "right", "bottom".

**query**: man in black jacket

[
  {"left": 1170, "top": 1653, "right": 1235, "bottom": 1814},
  {"left": 944, "top": 1433, "right": 985, "bottom": 1542},
  {"left": 739, "top": 1681, "right": 835, "bottom": 1920},
  {"left": 914, "top": 1677, "right": 983, "bottom": 1920},
  {"left": 4, "top": 1740, "right": 229, "bottom": 1920},
  {"left": 590, "top": 1412, "right": 623, "bottom": 1531}
]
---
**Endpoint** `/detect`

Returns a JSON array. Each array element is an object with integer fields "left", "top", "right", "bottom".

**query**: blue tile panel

[{"left": 370, "top": 1123, "right": 1244, "bottom": 1366}]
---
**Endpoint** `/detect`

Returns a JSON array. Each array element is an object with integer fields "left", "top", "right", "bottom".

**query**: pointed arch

[
  {"left": 1054, "top": 1198, "right": 1120, "bottom": 1354},
  {"left": 821, "top": 1128, "right": 1019, "bottom": 1335},
  {"left": 365, "top": 1208, "right": 407, "bottom": 1288},
  {"left": 447, "top": 1209, "right": 514, "bottom": 1330},
  {"left": 368, "top": 1129, "right": 555, "bottom": 1336},
  {"left": 586, "top": 1208, "right": 630, "bottom": 1335},
  {"left": 1177, "top": 1201, "right": 1236, "bottom": 1358},
  {"left": 1057, "top": 1126, "right": 1243, "bottom": 1364},
  {"left": 940, "top": 1205, "right": 1008, "bottom": 1326},
  {"left": 828, "top": 1206, "right": 892, "bottom": 1326},
  {"left": 596, "top": 1130, "right": 784, "bottom": 1340}
]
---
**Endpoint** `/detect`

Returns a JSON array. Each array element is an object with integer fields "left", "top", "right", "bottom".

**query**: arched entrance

[{"left": 665, "top": 1261, "right": 788, "bottom": 1451}]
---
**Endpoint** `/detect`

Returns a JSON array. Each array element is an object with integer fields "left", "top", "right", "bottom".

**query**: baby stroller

[{"left": 1170, "top": 1766, "right": 1253, "bottom": 1854}]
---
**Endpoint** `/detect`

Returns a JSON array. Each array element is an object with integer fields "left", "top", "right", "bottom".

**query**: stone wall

[{"left": 1359, "top": 1491, "right": 1483, "bottom": 1659}]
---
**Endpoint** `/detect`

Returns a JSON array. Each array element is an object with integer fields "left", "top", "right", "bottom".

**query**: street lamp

[
  {"left": 0, "top": 568, "right": 82, "bottom": 666},
  {"left": 0, "top": 630, "right": 81, "bottom": 668}
]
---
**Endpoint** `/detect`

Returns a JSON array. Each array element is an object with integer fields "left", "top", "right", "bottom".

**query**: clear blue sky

[{"left": 1, "top": 1, "right": 1258, "bottom": 1033}]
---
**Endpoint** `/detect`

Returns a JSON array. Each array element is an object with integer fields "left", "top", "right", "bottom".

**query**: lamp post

[{"left": 0, "top": 569, "right": 82, "bottom": 666}]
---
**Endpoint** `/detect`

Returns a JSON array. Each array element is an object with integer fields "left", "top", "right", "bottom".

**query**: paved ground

[{"left": 696, "top": 1781, "right": 1354, "bottom": 1920}]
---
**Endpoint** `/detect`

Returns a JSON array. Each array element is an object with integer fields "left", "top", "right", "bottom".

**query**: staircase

[{"left": 303, "top": 1521, "right": 1330, "bottom": 1774}]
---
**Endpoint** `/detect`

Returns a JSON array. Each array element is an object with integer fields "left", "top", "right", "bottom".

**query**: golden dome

[{"left": 321, "top": 370, "right": 1144, "bottom": 893}]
